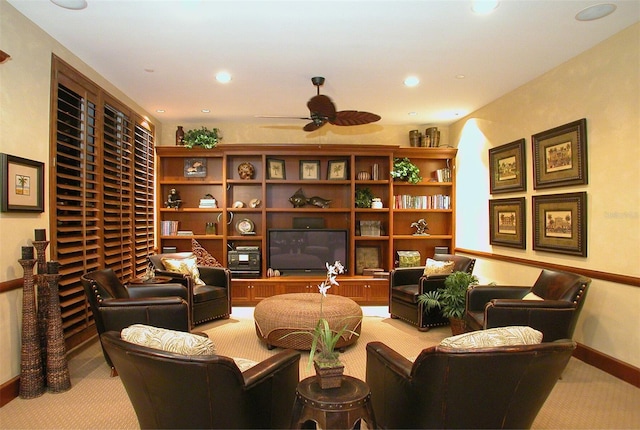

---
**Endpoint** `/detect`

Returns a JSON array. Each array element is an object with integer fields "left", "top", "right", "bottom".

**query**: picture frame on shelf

[
  {"left": 489, "top": 197, "right": 526, "bottom": 249},
  {"left": 184, "top": 158, "right": 207, "bottom": 178},
  {"left": 266, "top": 158, "right": 286, "bottom": 179},
  {"left": 327, "top": 160, "right": 348, "bottom": 180},
  {"left": 532, "top": 118, "right": 587, "bottom": 189},
  {"left": 299, "top": 160, "right": 320, "bottom": 180},
  {"left": 533, "top": 192, "right": 587, "bottom": 257},
  {"left": 1, "top": 153, "right": 44, "bottom": 213},
  {"left": 489, "top": 138, "right": 526, "bottom": 194},
  {"left": 355, "top": 246, "right": 381, "bottom": 275}
]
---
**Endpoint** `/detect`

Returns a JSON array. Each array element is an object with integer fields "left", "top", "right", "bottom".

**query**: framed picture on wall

[
  {"left": 532, "top": 118, "right": 588, "bottom": 189},
  {"left": 184, "top": 158, "right": 207, "bottom": 177},
  {"left": 1, "top": 153, "right": 44, "bottom": 213},
  {"left": 299, "top": 160, "right": 320, "bottom": 180},
  {"left": 327, "top": 160, "right": 348, "bottom": 180},
  {"left": 489, "top": 138, "right": 526, "bottom": 194},
  {"left": 266, "top": 158, "right": 286, "bottom": 179},
  {"left": 489, "top": 197, "right": 526, "bottom": 249},
  {"left": 533, "top": 192, "right": 587, "bottom": 257}
]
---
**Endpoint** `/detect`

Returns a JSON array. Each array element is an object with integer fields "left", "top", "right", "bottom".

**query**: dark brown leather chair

[
  {"left": 149, "top": 252, "right": 232, "bottom": 327},
  {"left": 366, "top": 340, "right": 576, "bottom": 429},
  {"left": 465, "top": 269, "right": 591, "bottom": 341},
  {"left": 80, "top": 269, "right": 190, "bottom": 375},
  {"left": 101, "top": 330, "right": 301, "bottom": 429},
  {"left": 389, "top": 254, "right": 476, "bottom": 331}
]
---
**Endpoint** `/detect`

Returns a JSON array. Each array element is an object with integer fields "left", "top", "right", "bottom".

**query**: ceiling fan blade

[
  {"left": 255, "top": 115, "right": 311, "bottom": 120},
  {"left": 307, "top": 95, "right": 336, "bottom": 118},
  {"left": 330, "top": 110, "right": 381, "bottom": 126},
  {"left": 303, "top": 120, "right": 326, "bottom": 132}
]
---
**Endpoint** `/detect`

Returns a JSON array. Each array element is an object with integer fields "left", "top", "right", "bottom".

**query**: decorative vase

[
  {"left": 449, "top": 317, "right": 467, "bottom": 336},
  {"left": 176, "top": 126, "right": 185, "bottom": 146},
  {"left": 314, "top": 359, "right": 345, "bottom": 389}
]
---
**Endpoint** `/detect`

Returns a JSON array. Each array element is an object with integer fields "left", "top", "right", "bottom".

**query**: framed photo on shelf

[
  {"left": 184, "top": 158, "right": 207, "bottom": 178},
  {"left": 1, "top": 153, "right": 44, "bottom": 213},
  {"left": 299, "top": 160, "right": 320, "bottom": 180},
  {"left": 489, "top": 197, "right": 526, "bottom": 249},
  {"left": 532, "top": 118, "right": 587, "bottom": 189},
  {"left": 533, "top": 192, "right": 587, "bottom": 257},
  {"left": 327, "top": 160, "right": 348, "bottom": 180},
  {"left": 489, "top": 138, "right": 526, "bottom": 194},
  {"left": 266, "top": 158, "right": 286, "bottom": 179},
  {"left": 355, "top": 246, "right": 381, "bottom": 275}
]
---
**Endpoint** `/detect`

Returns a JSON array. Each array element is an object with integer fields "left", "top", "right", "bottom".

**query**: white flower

[{"left": 318, "top": 282, "right": 331, "bottom": 297}]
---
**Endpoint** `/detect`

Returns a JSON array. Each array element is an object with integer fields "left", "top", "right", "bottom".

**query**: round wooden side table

[{"left": 290, "top": 375, "right": 376, "bottom": 429}]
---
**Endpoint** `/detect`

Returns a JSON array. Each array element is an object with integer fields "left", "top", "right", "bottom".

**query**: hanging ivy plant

[
  {"left": 391, "top": 157, "right": 422, "bottom": 184},
  {"left": 183, "top": 126, "right": 220, "bottom": 149}
]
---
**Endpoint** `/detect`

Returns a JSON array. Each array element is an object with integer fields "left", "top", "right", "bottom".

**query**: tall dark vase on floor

[
  {"left": 33, "top": 239, "right": 50, "bottom": 379},
  {"left": 43, "top": 264, "right": 71, "bottom": 393}
]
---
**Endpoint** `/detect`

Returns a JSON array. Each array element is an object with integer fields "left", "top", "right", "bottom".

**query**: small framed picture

[
  {"left": 489, "top": 197, "right": 526, "bottom": 249},
  {"left": 327, "top": 160, "right": 348, "bottom": 180},
  {"left": 532, "top": 119, "right": 588, "bottom": 189},
  {"left": 184, "top": 158, "right": 207, "bottom": 178},
  {"left": 489, "top": 138, "right": 526, "bottom": 194},
  {"left": 267, "top": 158, "right": 286, "bottom": 179},
  {"left": 1, "top": 153, "right": 44, "bottom": 212},
  {"left": 533, "top": 192, "right": 587, "bottom": 257},
  {"left": 356, "top": 246, "right": 381, "bottom": 275},
  {"left": 299, "top": 160, "right": 320, "bottom": 180}
]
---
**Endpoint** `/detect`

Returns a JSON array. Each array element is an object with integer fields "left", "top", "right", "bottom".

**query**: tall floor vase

[
  {"left": 43, "top": 272, "right": 71, "bottom": 392},
  {"left": 18, "top": 258, "right": 45, "bottom": 399},
  {"left": 33, "top": 240, "right": 50, "bottom": 378}
]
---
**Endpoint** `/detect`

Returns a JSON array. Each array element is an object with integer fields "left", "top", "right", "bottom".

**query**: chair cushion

[
  {"left": 162, "top": 256, "right": 206, "bottom": 286},
  {"left": 192, "top": 239, "right": 223, "bottom": 267},
  {"left": 391, "top": 284, "right": 419, "bottom": 304},
  {"left": 193, "top": 284, "right": 227, "bottom": 303},
  {"left": 121, "top": 324, "right": 216, "bottom": 355},
  {"left": 423, "top": 258, "right": 455, "bottom": 276},
  {"left": 440, "top": 326, "right": 543, "bottom": 348}
]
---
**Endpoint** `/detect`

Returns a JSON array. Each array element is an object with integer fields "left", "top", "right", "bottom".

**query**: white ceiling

[{"left": 7, "top": 0, "right": 640, "bottom": 127}]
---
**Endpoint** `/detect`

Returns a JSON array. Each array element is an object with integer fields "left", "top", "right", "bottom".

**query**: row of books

[
  {"left": 160, "top": 220, "right": 194, "bottom": 236},
  {"left": 432, "top": 167, "right": 452, "bottom": 182},
  {"left": 393, "top": 194, "right": 451, "bottom": 210},
  {"left": 199, "top": 198, "right": 218, "bottom": 208}
]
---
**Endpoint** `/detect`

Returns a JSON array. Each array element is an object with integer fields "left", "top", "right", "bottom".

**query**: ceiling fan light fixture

[
  {"left": 575, "top": 3, "right": 616, "bottom": 21},
  {"left": 50, "top": 0, "right": 87, "bottom": 10}
]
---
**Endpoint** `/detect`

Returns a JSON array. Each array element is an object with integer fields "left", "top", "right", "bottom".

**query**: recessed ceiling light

[
  {"left": 575, "top": 3, "right": 616, "bottom": 21},
  {"left": 201, "top": 109, "right": 211, "bottom": 113},
  {"left": 156, "top": 109, "right": 165, "bottom": 113},
  {"left": 216, "top": 72, "right": 232, "bottom": 83},
  {"left": 50, "top": 0, "right": 87, "bottom": 10},
  {"left": 472, "top": 0, "right": 499, "bottom": 15},
  {"left": 408, "top": 112, "right": 418, "bottom": 116},
  {"left": 455, "top": 74, "right": 466, "bottom": 79},
  {"left": 404, "top": 76, "right": 420, "bottom": 87}
]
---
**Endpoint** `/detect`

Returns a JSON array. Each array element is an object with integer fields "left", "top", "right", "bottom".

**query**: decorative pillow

[
  {"left": 523, "top": 292, "right": 544, "bottom": 301},
  {"left": 122, "top": 324, "right": 216, "bottom": 355},
  {"left": 440, "top": 326, "right": 543, "bottom": 348},
  {"left": 162, "top": 256, "right": 206, "bottom": 286},
  {"left": 191, "top": 239, "right": 223, "bottom": 267},
  {"left": 423, "top": 258, "right": 455, "bottom": 276}
]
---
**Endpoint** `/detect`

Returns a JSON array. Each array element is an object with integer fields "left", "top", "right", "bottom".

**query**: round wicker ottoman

[{"left": 254, "top": 293, "right": 362, "bottom": 351}]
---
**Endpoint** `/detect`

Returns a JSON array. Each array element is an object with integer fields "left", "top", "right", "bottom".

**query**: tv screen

[{"left": 268, "top": 229, "right": 348, "bottom": 275}]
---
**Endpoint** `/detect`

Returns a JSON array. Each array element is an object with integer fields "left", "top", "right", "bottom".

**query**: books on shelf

[
  {"left": 432, "top": 167, "right": 452, "bottom": 182},
  {"left": 393, "top": 194, "right": 451, "bottom": 210},
  {"left": 161, "top": 220, "right": 179, "bottom": 236},
  {"left": 199, "top": 198, "right": 218, "bottom": 208},
  {"left": 177, "top": 230, "right": 193, "bottom": 236}
]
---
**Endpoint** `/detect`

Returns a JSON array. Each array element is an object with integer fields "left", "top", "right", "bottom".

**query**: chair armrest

[
  {"left": 242, "top": 349, "right": 300, "bottom": 388},
  {"left": 198, "top": 266, "right": 231, "bottom": 288},
  {"left": 366, "top": 341, "right": 413, "bottom": 378},
  {"left": 126, "top": 283, "right": 188, "bottom": 300},
  {"left": 153, "top": 270, "right": 191, "bottom": 285},
  {"left": 100, "top": 297, "right": 186, "bottom": 307},
  {"left": 466, "top": 285, "right": 530, "bottom": 311},
  {"left": 491, "top": 299, "right": 574, "bottom": 309},
  {"left": 390, "top": 267, "right": 425, "bottom": 288},
  {"left": 418, "top": 274, "right": 448, "bottom": 294},
  {"left": 98, "top": 299, "right": 190, "bottom": 332}
]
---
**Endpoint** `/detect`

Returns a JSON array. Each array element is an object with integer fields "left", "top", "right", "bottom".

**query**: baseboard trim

[
  {"left": 575, "top": 342, "right": 640, "bottom": 388},
  {"left": 0, "top": 376, "right": 19, "bottom": 408}
]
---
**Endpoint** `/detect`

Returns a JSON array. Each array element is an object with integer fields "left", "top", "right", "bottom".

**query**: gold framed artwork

[
  {"left": 532, "top": 119, "right": 588, "bottom": 189},
  {"left": 533, "top": 192, "right": 587, "bottom": 257},
  {"left": 489, "top": 197, "right": 526, "bottom": 249},
  {"left": 489, "top": 139, "right": 526, "bottom": 194}
]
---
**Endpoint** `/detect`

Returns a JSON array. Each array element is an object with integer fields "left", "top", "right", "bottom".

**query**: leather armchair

[
  {"left": 389, "top": 254, "right": 475, "bottom": 331},
  {"left": 149, "top": 252, "right": 232, "bottom": 327},
  {"left": 101, "top": 330, "right": 301, "bottom": 429},
  {"left": 465, "top": 269, "right": 591, "bottom": 341},
  {"left": 80, "top": 269, "right": 190, "bottom": 375},
  {"left": 366, "top": 340, "right": 576, "bottom": 429}
]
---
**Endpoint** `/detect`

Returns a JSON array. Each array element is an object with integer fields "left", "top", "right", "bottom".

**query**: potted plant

[
  {"left": 391, "top": 157, "right": 422, "bottom": 184},
  {"left": 355, "top": 187, "right": 374, "bottom": 208},
  {"left": 183, "top": 126, "right": 220, "bottom": 149},
  {"left": 418, "top": 271, "right": 479, "bottom": 335}
]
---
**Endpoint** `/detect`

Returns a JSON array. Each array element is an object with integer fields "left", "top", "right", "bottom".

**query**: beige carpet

[{"left": 1, "top": 307, "right": 639, "bottom": 429}]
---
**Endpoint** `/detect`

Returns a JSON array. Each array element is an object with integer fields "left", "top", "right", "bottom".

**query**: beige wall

[{"left": 450, "top": 23, "right": 640, "bottom": 367}]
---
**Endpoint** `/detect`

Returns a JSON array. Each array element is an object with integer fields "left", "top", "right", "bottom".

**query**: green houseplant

[
  {"left": 183, "top": 126, "right": 220, "bottom": 149},
  {"left": 391, "top": 157, "right": 422, "bottom": 184},
  {"left": 355, "top": 187, "right": 374, "bottom": 208},
  {"left": 418, "top": 271, "right": 479, "bottom": 335}
]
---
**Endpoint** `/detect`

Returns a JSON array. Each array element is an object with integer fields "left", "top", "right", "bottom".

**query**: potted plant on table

[
  {"left": 418, "top": 271, "right": 479, "bottom": 335},
  {"left": 183, "top": 126, "right": 220, "bottom": 149}
]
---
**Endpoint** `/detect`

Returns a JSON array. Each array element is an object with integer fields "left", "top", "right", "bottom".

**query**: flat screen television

[{"left": 267, "top": 229, "right": 348, "bottom": 276}]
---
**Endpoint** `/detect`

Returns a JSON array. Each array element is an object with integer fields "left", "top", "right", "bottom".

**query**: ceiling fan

[{"left": 260, "top": 77, "right": 381, "bottom": 131}]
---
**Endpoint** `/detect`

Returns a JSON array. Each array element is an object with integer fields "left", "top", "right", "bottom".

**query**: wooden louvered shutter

[{"left": 132, "top": 121, "right": 155, "bottom": 278}]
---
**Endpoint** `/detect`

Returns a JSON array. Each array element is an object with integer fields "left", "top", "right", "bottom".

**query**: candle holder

[
  {"left": 43, "top": 273, "right": 71, "bottom": 393},
  {"left": 33, "top": 240, "right": 50, "bottom": 377},
  {"left": 18, "top": 258, "right": 45, "bottom": 399}
]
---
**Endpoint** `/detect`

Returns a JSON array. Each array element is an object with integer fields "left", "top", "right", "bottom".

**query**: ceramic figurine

[
  {"left": 165, "top": 188, "right": 182, "bottom": 209},
  {"left": 411, "top": 218, "right": 429, "bottom": 235},
  {"left": 289, "top": 188, "right": 307, "bottom": 208},
  {"left": 307, "top": 196, "right": 331, "bottom": 208}
]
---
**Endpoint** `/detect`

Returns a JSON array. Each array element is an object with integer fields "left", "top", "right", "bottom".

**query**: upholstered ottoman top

[{"left": 254, "top": 293, "right": 362, "bottom": 351}]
